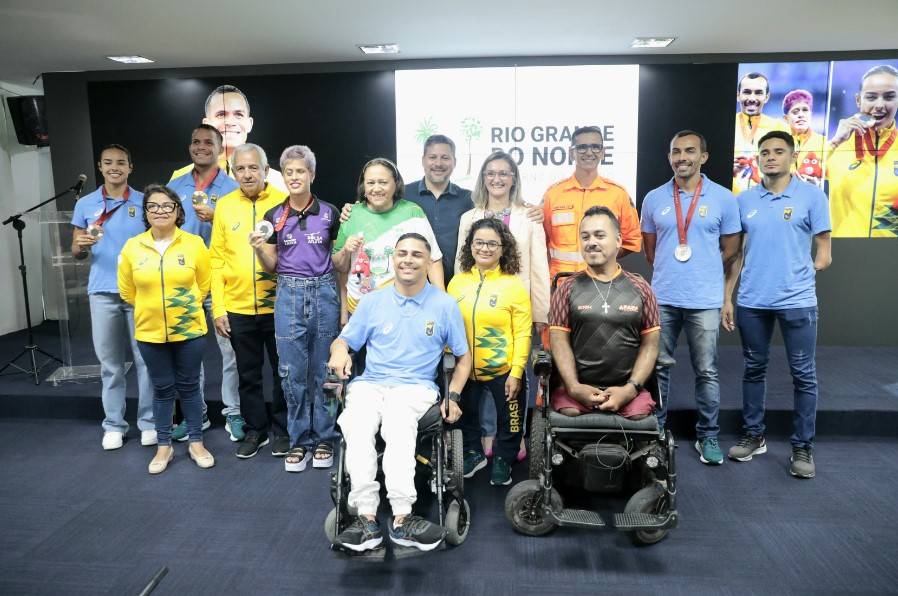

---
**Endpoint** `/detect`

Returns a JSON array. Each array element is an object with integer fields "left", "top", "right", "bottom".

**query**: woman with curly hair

[{"left": 447, "top": 217, "right": 532, "bottom": 486}]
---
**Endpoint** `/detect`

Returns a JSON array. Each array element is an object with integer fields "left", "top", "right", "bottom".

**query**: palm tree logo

[
  {"left": 460, "top": 116, "right": 482, "bottom": 175},
  {"left": 415, "top": 117, "right": 438, "bottom": 144}
]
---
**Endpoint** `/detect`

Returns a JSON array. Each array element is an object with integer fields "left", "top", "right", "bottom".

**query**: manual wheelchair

[
  {"left": 504, "top": 275, "right": 678, "bottom": 546},
  {"left": 323, "top": 353, "right": 470, "bottom": 557}
]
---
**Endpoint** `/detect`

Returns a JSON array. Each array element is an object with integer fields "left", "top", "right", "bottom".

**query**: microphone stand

[{"left": 0, "top": 182, "right": 82, "bottom": 384}]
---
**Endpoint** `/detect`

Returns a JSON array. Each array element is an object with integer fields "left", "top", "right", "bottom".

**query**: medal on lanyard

[
  {"left": 192, "top": 168, "right": 218, "bottom": 206},
  {"left": 672, "top": 178, "right": 702, "bottom": 262},
  {"left": 89, "top": 187, "right": 130, "bottom": 239}
]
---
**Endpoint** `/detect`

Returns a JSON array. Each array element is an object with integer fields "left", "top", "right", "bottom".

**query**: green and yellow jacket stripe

[{"left": 447, "top": 266, "right": 532, "bottom": 380}]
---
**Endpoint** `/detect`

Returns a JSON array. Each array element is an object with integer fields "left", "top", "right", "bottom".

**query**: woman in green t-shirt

[{"left": 332, "top": 158, "right": 445, "bottom": 323}]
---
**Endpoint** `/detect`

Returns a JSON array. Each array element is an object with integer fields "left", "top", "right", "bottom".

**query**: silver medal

[
  {"left": 674, "top": 244, "right": 692, "bottom": 262},
  {"left": 87, "top": 223, "right": 104, "bottom": 240},
  {"left": 254, "top": 220, "right": 274, "bottom": 241}
]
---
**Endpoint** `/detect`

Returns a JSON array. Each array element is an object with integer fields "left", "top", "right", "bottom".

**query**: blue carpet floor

[{"left": 1, "top": 418, "right": 897, "bottom": 595}]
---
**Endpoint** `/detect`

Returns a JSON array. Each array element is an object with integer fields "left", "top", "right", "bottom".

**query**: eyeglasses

[
  {"left": 573, "top": 143, "right": 604, "bottom": 154},
  {"left": 144, "top": 202, "right": 178, "bottom": 213},
  {"left": 484, "top": 170, "right": 513, "bottom": 179},
  {"left": 473, "top": 239, "right": 502, "bottom": 250}
]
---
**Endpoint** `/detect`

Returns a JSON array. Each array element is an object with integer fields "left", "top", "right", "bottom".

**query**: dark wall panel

[{"left": 82, "top": 71, "right": 396, "bottom": 211}]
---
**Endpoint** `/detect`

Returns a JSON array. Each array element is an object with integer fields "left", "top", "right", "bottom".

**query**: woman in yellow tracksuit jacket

[
  {"left": 118, "top": 184, "right": 214, "bottom": 475},
  {"left": 447, "top": 217, "right": 531, "bottom": 486}
]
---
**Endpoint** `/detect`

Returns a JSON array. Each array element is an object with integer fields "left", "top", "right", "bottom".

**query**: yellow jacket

[
  {"left": 118, "top": 228, "right": 211, "bottom": 343},
  {"left": 209, "top": 184, "right": 287, "bottom": 318},
  {"left": 447, "top": 266, "right": 532, "bottom": 381},
  {"left": 455, "top": 206, "right": 550, "bottom": 324},
  {"left": 827, "top": 123, "right": 898, "bottom": 238}
]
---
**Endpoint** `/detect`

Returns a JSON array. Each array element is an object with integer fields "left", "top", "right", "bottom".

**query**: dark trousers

[
  {"left": 137, "top": 337, "right": 205, "bottom": 445},
  {"left": 459, "top": 373, "right": 526, "bottom": 462},
  {"left": 227, "top": 312, "right": 287, "bottom": 438}
]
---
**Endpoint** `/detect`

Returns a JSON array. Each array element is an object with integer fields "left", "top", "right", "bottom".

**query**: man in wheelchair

[
  {"left": 327, "top": 233, "right": 472, "bottom": 554},
  {"left": 548, "top": 205, "right": 660, "bottom": 419},
  {"left": 505, "top": 206, "right": 677, "bottom": 545}
]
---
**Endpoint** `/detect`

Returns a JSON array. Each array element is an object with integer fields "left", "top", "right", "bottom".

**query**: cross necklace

[{"left": 591, "top": 275, "right": 614, "bottom": 315}]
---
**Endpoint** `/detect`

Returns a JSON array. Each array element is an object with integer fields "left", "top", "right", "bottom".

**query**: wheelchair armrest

[
  {"left": 323, "top": 369, "right": 346, "bottom": 403},
  {"left": 532, "top": 349, "right": 552, "bottom": 378},
  {"left": 442, "top": 352, "right": 456, "bottom": 375}
]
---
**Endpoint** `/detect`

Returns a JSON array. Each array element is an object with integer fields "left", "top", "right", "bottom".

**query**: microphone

[{"left": 71, "top": 174, "right": 87, "bottom": 195}]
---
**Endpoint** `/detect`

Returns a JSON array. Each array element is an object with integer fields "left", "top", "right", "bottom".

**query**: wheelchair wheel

[
  {"left": 624, "top": 483, "right": 669, "bottom": 546},
  {"left": 528, "top": 410, "right": 547, "bottom": 480},
  {"left": 504, "top": 479, "right": 562, "bottom": 536},
  {"left": 447, "top": 428, "right": 464, "bottom": 496},
  {"left": 324, "top": 507, "right": 340, "bottom": 545},
  {"left": 444, "top": 498, "right": 471, "bottom": 546}
]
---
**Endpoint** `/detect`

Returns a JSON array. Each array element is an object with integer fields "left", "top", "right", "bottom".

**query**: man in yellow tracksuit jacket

[{"left": 209, "top": 143, "right": 290, "bottom": 459}]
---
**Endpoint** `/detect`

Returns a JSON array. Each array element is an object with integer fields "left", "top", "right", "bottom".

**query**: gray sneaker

[
  {"left": 790, "top": 446, "right": 815, "bottom": 479},
  {"left": 728, "top": 435, "right": 767, "bottom": 462}
]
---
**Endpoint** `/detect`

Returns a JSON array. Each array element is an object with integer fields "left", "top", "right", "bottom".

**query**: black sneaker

[
  {"left": 236, "top": 431, "right": 269, "bottom": 459},
  {"left": 271, "top": 436, "right": 290, "bottom": 457},
  {"left": 388, "top": 514, "right": 446, "bottom": 551},
  {"left": 336, "top": 515, "right": 384, "bottom": 552},
  {"left": 490, "top": 456, "right": 513, "bottom": 486}
]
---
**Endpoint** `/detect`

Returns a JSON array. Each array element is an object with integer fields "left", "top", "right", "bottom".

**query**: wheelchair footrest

[
  {"left": 330, "top": 544, "right": 387, "bottom": 562},
  {"left": 613, "top": 512, "right": 676, "bottom": 531},
  {"left": 549, "top": 508, "right": 606, "bottom": 528}
]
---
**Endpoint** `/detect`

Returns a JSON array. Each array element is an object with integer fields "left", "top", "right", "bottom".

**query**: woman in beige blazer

[
  {"left": 456, "top": 151, "right": 551, "bottom": 459},
  {"left": 456, "top": 151, "right": 550, "bottom": 327}
]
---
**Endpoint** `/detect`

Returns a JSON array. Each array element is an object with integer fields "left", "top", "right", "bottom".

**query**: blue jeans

[
  {"left": 655, "top": 306, "right": 721, "bottom": 438},
  {"left": 89, "top": 293, "right": 154, "bottom": 433},
  {"left": 198, "top": 297, "right": 240, "bottom": 417},
  {"left": 274, "top": 273, "right": 340, "bottom": 449},
  {"left": 137, "top": 337, "right": 206, "bottom": 445},
  {"left": 737, "top": 306, "right": 819, "bottom": 448}
]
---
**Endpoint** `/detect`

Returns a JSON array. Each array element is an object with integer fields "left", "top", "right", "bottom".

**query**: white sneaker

[
  {"left": 102, "top": 431, "right": 124, "bottom": 450},
  {"left": 141, "top": 429, "right": 158, "bottom": 446}
]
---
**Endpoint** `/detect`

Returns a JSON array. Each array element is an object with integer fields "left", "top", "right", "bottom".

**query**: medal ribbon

[
  {"left": 193, "top": 167, "right": 219, "bottom": 194},
  {"left": 854, "top": 128, "right": 897, "bottom": 160},
  {"left": 273, "top": 196, "right": 314, "bottom": 232},
  {"left": 95, "top": 186, "right": 130, "bottom": 227},
  {"left": 672, "top": 178, "right": 703, "bottom": 246}
]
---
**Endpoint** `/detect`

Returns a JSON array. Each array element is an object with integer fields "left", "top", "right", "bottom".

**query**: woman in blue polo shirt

[
  {"left": 71, "top": 144, "right": 155, "bottom": 451},
  {"left": 251, "top": 145, "right": 341, "bottom": 473}
]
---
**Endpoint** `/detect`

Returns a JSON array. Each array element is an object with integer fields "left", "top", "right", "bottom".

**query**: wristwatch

[
  {"left": 626, "top": 379, "right": 643, "bottom": 394},
  {"left": 448, "top": 391, "right": 461, "bottom": 403}
]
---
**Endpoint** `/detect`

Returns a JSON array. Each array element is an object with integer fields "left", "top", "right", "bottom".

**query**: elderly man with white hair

[{"left": 210, "top": 143, "right": 290, "bottom": 459}]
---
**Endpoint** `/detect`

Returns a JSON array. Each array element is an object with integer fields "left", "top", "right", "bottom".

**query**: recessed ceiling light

[
  {"left": 106, "top": 55, "right": 154, "bottom": 64},
  {"left": 630, "top": 37, "right": 676, "bottom": 49},
  {"left": 357, "top": 44, "right": 400, "bottom": 55}
]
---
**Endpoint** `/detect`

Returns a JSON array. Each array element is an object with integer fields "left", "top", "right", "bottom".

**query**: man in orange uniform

[{"left": 542, "top": 125, "right": 641, "bottom": 281}]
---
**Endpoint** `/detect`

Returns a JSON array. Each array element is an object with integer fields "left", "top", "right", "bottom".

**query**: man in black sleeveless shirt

[{"left": 548, "top": 206, "right": 660, "bottom": 418}]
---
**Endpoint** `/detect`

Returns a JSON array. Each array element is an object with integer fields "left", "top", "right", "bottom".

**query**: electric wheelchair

[
  {"left": 504, "top": 274, "right": 679, "bottom": 546},
  {"left": 323, "top": 353, "right": 470, "bottom": 558}
]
